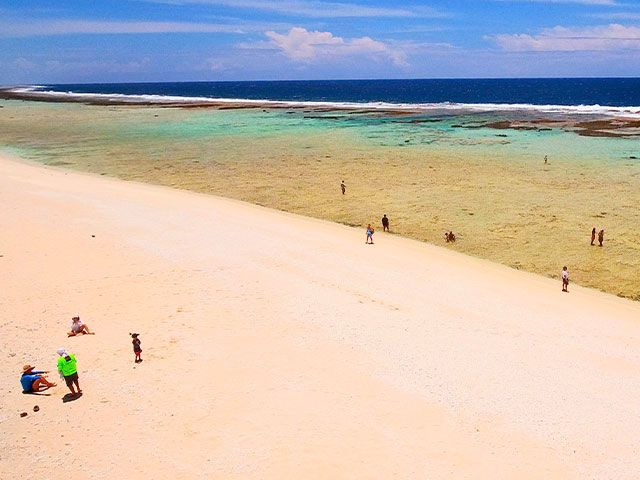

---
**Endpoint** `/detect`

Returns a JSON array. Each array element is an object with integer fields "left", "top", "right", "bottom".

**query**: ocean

[{"left": 34, "top": 78, "right": 640, "bottom": 110}]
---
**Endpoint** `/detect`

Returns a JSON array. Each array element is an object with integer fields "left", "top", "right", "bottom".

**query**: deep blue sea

[{"left": 42, "top": 78, "right": 640, "bottom": 108}]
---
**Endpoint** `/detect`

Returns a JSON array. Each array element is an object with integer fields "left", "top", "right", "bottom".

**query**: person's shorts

[
  {"left": 563, "top": 279, "right": 569, "bottom": 285},
  {"left": 64, "top": 372, "right": 78, "bottom": 387}
]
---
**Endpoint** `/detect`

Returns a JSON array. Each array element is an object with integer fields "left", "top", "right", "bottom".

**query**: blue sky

[{"left": 1, "top": 0, "right": 640, "bottom": 83}]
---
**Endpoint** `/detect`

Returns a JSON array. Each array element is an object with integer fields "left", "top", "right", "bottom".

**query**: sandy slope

[{"left": 1, "top": 154, "right": 639, "bottom": 479}]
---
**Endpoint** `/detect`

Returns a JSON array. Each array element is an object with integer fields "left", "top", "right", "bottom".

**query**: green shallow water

[{"left": 1, "top": 99, "right": 639, "bottom": 299}]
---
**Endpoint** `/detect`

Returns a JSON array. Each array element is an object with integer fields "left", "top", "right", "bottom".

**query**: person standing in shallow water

[
  {"left": 598, "top": 229, "right": 605, "bottom": 247},
  {"left": 591, "top": 227, "right": 596, "bottom": 246},
  {"left": 340, "top": 181, "right": 346, "bottom": 195},
  {"left": 561, "top": 266, "right": 569, "bottom": 292},
  {"left": 382, "top": 214, "right": 389, "bottom": 232}
]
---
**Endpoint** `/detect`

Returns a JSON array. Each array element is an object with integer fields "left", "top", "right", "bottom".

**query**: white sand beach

[{"left": 1, "top": 153, "right": 639, "bottom": 479}]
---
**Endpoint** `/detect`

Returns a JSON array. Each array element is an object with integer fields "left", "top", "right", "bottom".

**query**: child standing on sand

[
  {"left": 561, "top": 266, "right": 569, "bottom": 292},
  {"left": 131, "top": 333, "right": 142, "bottom": 363}
]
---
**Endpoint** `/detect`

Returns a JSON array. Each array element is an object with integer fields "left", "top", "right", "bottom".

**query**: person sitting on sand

[
  {"left": 57, "top": 348, "right": 81, "bottom": 396},
  {"left": 366, "top": 224, "right": 374, "bottom": 244},
  {"left": 448, "top": 231, "right": 456, "bottom": 242},
  {"left": 591, "top": 227, "right": 596, "bottom": 246},
  {"left": 561, "top": 266, "right": 569, "bottom": 292},
  {"left": 20, "top": 365, "right": 56, "bottom": 393},
  {"left": 382, "top": 214, "right": 389, "bottom": 232},
  {"left": 68, "top": 316, "right": 94, "bottom": 337},
  {"left": 598, "top": 229, "right": 604, "bottom": 247}
]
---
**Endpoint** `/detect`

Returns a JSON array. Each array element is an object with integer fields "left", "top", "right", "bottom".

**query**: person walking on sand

[
  {"left": 382, "top": 214, "right": 389, "bottom": 232},
  {"left": 340, "top": 180, "right": 346, "bottom": 195},
  {"left": 598, "top": 229, "right": 604, "bottom": 247},
  {"left": 20, "top": 365, "right": 56, "bottom": 393},
  {"left": 591, "top": 227, "right": 596, "bottom": 246},
  {"left": 561, "top": 266, "right": 569, "bottom": 292},
  {"left": 67, "top": 316, "right": 95, "bottom": 337},
  {"left": 544, "top": 155, "right": 548, "bottom": 165},
  {"left": 131, "top": 333, "right": 142, "bottom": 363},
  {"left": 57, "top": 348, "right": 81, "bottom": 396},
  {"left": 366, "top": 224, "right": 374, "bottom": 244}
]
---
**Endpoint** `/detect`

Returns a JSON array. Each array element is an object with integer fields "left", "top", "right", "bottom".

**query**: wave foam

[{"left": 6, "top": 86, "right": 640, "bottom": 118}]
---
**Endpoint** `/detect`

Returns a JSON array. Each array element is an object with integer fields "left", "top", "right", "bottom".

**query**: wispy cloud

[
  {"left": 492, "top": 23, "right": 640, "bottom": 51},
  {"left": 142, "top": 0, "right": 446, "bottom": 18},
  {"left": 242, "top": 27, "right": 408, "bottom": 66},
  {"left": 589, "top": 12, "right": 640, "bottom": 20},
  {"left": 492, "top": 0, "right": 619, "bottom": 5},
  {"left": 0, "top": 19, "right": 248, "bottom": 38}
]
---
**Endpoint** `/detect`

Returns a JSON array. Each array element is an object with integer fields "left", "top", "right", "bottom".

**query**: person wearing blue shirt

[{"left": 20, "top": 364, "right": 56, "bottom": 393}]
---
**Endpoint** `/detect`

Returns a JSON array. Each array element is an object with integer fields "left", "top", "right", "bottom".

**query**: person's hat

[
  {"left": 22, "top": 364, "right": 35, "bottom": 373},
  {"left": 56, "top": 348, "right": 67, "bottom": 356}
]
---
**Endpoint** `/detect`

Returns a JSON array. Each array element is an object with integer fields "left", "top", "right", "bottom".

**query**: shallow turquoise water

[{"left": 0, "top": 99, "right": 637, "bottom": 168}]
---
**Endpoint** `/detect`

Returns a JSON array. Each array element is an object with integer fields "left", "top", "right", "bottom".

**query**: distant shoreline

[{"left": 3, "top": 86, "right": 640, "bottom": 138}]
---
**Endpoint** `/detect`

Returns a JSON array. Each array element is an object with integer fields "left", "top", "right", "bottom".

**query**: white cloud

[
  {"left": 142, "top": 0, "right": 446, "bottom": 18},
  {"left": 0, "top": 20, "right": 246, "bottom": 38},
  {"left": 263, "top": 27, "right": 408, "bottom": 66},
  {"left": 493, "top": 24, "right": 640, "bottom": 51}
]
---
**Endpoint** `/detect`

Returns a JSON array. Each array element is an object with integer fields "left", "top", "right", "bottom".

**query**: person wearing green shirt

[{"left": 57, "top": 348, "right": 81, "bottom": 395}]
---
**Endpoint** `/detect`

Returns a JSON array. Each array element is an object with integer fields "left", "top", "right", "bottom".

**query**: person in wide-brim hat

[{"left": 20, "top": 364, "right": 56, "bottom": 393}]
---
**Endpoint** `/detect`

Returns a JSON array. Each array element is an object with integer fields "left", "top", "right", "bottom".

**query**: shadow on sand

[
  {"left": 62, "top": 392, "right": 82, "bottom": 403},
  {"left": 22, "top": 391, "right": 52, "bottom": 396}
]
